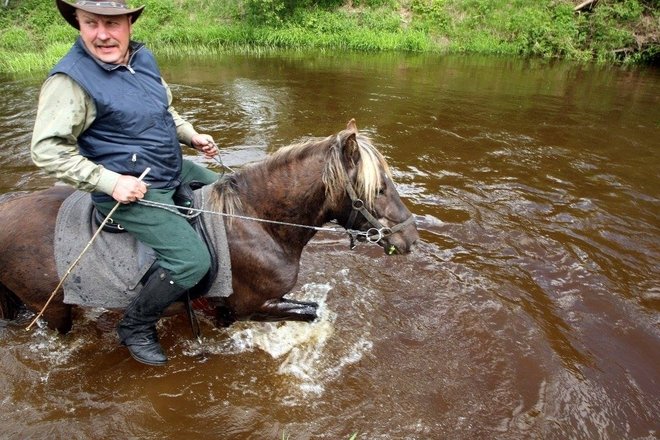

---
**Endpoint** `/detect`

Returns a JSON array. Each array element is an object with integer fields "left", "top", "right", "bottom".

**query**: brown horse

[{"left": 0, "top": 120, "right": 418, "bottom": 333}]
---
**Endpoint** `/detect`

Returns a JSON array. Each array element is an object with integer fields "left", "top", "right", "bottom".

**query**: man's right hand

[{"left": 112, "top": 175, "right": 148, "bottom": 204}]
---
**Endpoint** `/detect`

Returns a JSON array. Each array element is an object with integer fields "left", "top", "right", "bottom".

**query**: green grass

[
  {"left": 0, "top": 0, "right": 657, "bottom": 74},
  {"left": 0, "top": 43, "right": 71, "bottom": 74}
]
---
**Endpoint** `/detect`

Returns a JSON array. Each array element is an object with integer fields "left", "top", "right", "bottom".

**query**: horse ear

[
  {"left": 343, "top": 133, "right": 359, "bottom": 167},
  {"left": 346, "top": 118, "right": 358, "bottom": 133},
  {"left": 341, "top": 119, "right": 360, "bottom": 167}
]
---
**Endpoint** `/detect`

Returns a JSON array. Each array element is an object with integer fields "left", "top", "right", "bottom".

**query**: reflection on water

[{"left": 1, "top": 53, "right": 659, "bottom": 439}]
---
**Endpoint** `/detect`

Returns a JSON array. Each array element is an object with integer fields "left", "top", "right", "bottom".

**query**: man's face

[{"left": 76, "top": 10, "right": 132, "bottom": 65}]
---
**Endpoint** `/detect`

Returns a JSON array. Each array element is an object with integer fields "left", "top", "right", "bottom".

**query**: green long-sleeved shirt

[{"left": 31, "top": 73, "right": 199, "bottom": 196}]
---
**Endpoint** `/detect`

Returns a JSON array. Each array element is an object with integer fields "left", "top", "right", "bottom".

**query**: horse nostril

[{"left": 403, "top": 239, "right": 418, "bottom": 254}]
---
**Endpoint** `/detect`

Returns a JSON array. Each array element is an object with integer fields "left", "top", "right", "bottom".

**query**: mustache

[{"left": 93, "top": 39, "right": 119, "bottom": 47}]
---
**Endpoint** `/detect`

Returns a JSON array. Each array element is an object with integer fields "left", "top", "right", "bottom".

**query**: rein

[
  {"left": 138, "top": 135, "right": 415, "bottom": 250},
  {"left": 136, "top": 196, "right": 375, "bottom": 244},
  {"left": 137, "top": 180, "right": 413, "bottom": 250}
]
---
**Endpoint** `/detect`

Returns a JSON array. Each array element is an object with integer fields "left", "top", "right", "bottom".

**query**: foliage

[
  {"left": 243, "top": 0, "right": 287, "bottom": 26},
  {"left": 576, "top": 0, "right": 647, "bottom": 62},
  {"left": 411, "top": 0, "right": 451, "bottom": 32},
  {"left": 354, "top": 0, "right": 397, "bottom": 6},
  {"left": 241, "top": 0, "right": 345, "bottom": 26},
  {"left": 0, "top": 0, "right": 657, "bottom": 74},
  {"left": 407, "top": 0, "right": 656, "bottom": 63}
]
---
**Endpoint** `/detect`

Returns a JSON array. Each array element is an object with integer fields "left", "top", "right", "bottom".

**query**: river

[{"left": 0, "top": 52, "right": 658, "bottom": 439}]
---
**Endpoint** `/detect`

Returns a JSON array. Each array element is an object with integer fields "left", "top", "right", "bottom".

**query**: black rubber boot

[{"left": 117, "top": 267, "right": 186, "bottom": 366}]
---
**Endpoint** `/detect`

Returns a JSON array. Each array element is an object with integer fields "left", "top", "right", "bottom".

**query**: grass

[{"left": 0, "top": 0, "right": 657, "bottom": 74}]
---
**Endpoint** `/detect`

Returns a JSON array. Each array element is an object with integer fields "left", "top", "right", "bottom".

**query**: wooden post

[{"left": 575, "top": 0, "right": 598, "bottom": 12}]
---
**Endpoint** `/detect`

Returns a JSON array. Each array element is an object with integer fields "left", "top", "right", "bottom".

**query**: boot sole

[{"left": 125, "top": 346, "right": 168, "bottom": 366}]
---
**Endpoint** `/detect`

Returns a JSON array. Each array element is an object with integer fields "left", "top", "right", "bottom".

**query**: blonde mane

[
  {"left": 322, "top": 134, "right": 391, "bottom": 210},
  {"left": 208, "top": 133, "right": 391, "bottom": 216}
]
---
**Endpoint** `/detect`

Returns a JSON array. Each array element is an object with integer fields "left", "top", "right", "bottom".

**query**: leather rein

[{"left": 132, "top": 139, "right": 415, "bottom": 251}]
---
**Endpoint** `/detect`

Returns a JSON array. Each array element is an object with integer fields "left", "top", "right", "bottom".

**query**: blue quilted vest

[{"left": 50, "top": 38, "right": 182, "bottom": 202}]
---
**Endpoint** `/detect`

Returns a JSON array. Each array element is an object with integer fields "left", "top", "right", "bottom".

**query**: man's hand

[
  {"left": 112, "top": 175, "right": 148, "bottom": 204},
  {"left": 191, "top": 133, "right": 219, "bottom": 158}
]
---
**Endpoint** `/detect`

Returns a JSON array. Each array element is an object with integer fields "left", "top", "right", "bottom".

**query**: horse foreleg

[
  {"left": 0, "top": 281, "right": 21, "bottom": 321},
  {"left": 207, "top": 297, "right": 236, "bottom": 328},
  {"left": 250, "top": 298, "right": 319, "bottom": 323},
  {"left": 210, "top": 297, "right": 318, "bottom": 327}
]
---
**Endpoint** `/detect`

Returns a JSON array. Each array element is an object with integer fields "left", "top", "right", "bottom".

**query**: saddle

[
  {"left": 91, "top": 181, "right": 218, "bottom": 300},
  {"left": 54, "top": 184, "right": 232, "bottom": 309}
]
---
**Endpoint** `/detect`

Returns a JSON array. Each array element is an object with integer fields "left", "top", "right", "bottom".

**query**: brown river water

[{"left": 0, "top": 52, "right": 658, "bottom": 439}]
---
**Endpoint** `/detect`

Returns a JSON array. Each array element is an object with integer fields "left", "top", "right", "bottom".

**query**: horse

[{"left": 0, "top": 120, "right": 418, "bottom": 334}]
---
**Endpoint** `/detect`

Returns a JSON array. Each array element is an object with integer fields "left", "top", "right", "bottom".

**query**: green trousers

[{"left": 95, "top": 160, "right": 220, "bottom": 289}]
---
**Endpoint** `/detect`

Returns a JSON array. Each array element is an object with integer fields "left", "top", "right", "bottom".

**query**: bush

[
  {"left": 411, "top": 0, "right": 451, "bottom": 32},
  {"left": 353, "top": 0, "right": 397, "bottom": 7},
  {"left": 243, "top": 0, "right": 287, "bottom": 26},
  {"left": 577, "top": 0, "right": 643, "bottom": 62},
  {"left": 504, "top": 3, "right": 581, "bottom": 58}
]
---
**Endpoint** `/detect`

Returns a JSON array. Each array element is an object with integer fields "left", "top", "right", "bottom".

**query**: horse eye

[{"left": 378, "top": 187, "right": 386, "bottom": 196}]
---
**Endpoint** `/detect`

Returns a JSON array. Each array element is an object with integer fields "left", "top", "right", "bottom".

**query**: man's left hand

[{"left": 191, "top": 134, "right": 219, "bottom": 158}]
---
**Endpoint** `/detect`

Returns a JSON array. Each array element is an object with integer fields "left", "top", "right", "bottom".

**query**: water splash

[
  {"left": 26, "top": 319, "right": 86, "bottom": 368},
  {"left": 226, "top": 282, "right": 340, "bottom": 397},
  {"left": 183, "top": 281, "right": 374, "bottom": 399}
]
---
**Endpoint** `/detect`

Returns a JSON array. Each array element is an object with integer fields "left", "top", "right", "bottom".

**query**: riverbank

[{"left": 0, "top": 0, "right": 657, "bottom": 74}]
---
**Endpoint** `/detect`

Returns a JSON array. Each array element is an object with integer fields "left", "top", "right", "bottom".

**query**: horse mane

[
  {"left": 208, "top": 133, "right": 391, "bottom": 217},
  {"left": 323, "top": 134, "right": 391, "bottom": 210}
]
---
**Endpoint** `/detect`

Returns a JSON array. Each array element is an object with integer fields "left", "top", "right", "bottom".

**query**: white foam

[
  {"left": 191, "top": 280, "right": 374, "bottom": 400},
  {"left": 226, "top": 282, "right": 336, "bottom": 359}
]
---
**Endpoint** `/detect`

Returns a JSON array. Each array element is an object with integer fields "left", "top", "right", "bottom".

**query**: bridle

[
  {"left": 343, "top": 181, "right": 415, "bottom": 249},
  {"left": 133, "top": 138, "right": 415, "bottom": 252},
  {"left": 337, "top": 141, "right": 415, "bottom": 250}
]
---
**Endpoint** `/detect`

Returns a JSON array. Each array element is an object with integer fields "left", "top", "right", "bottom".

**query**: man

[{"left": 31, "top": 0, "right": 220, "bottom": 366}]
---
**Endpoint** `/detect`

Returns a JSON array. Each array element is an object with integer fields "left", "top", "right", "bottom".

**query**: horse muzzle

[{"left": 376, "top": 219, "right": 419, "bottom": 255}]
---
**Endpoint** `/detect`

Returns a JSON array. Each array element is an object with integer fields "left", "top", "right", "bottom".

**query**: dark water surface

[{"left": 1, "top": 53, "right": 658, "bottom": 439}]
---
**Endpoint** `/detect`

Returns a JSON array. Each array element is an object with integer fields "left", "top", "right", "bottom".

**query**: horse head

[
  {"left": 327, "top": 119, "right": 419, "bottom": 255},
  {"left": 209, "top": 119, "right": 418, "bottom": 255}
]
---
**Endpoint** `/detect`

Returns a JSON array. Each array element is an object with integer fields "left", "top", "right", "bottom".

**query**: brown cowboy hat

[{"left": 56, "top": 0, "right": 145, "bottom": 30}]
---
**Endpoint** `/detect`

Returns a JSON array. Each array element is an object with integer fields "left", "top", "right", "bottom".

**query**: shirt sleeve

[
  {"left": 162, "top": 78, "right": 198, "bottom": 146},
  {"left": 30, "top": 74, "right": 120, "bottom": 195}
]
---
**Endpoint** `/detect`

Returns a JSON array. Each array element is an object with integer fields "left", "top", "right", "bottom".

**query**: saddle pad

[{"left": 54, "top": 186, "right": 232, "bottom": 309}]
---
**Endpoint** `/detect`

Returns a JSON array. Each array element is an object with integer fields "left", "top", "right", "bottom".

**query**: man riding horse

[{"left": 31, "top": 0, "right": 220, "bottom": 366}]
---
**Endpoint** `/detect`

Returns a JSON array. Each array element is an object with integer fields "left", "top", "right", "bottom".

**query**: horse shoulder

[{"left": 226, "top": 223, "right": 302, "bottom": 297}]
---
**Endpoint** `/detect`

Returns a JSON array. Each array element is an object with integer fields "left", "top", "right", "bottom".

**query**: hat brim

[{"left": 56, "top": 0, "right": 145, "bottom": 30}]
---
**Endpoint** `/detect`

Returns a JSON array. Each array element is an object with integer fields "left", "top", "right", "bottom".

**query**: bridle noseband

[
  {"left": 336, "top": 139, "right": 415, "bottom": 250},
  {"left": 343, "top": 182, "right": 415, "bottom": 249}
]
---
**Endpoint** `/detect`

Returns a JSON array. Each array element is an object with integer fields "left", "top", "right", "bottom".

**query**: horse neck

[{"left": 237, "top": 147, "right": 332, "bottom": 245}]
